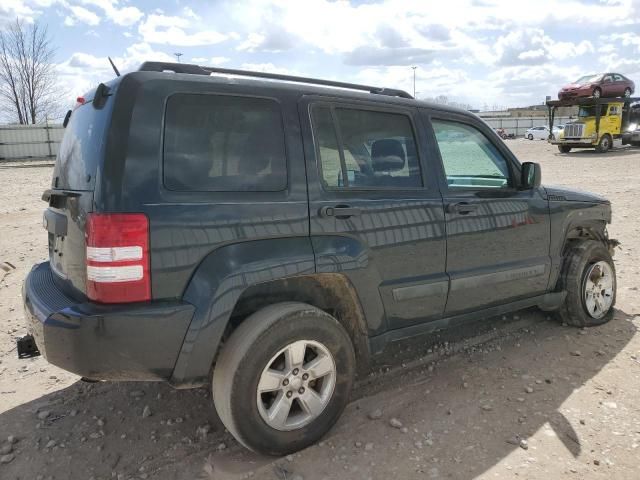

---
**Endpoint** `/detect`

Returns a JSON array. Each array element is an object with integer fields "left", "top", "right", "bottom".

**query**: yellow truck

[{"left": 547, "top": 96, "right": 639, "bottom": 153}]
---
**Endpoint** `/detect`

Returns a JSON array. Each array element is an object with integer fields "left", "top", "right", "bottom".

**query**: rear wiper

[{"left": 42, "top": 189, "right": 82, "bottom": 202}]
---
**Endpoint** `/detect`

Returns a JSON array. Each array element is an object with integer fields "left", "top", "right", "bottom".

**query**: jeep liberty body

[{"left": 23, "top": 62, "right": 617, "bottom": 455}]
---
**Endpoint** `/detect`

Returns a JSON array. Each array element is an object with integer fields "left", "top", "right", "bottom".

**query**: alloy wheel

[
  {"left": 583, "top": 261, "right": 614, "bottom": 319},
  {"left": 256, "top": 340, "right": 336, "bottom": 431}
]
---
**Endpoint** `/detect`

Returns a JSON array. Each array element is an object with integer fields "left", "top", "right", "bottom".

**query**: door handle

[
  {"left": 319, "top": 205, "right": 361, "bottom": 218},
  {"left": 446, "top": 202, "right": 478, "bottom": 215}
]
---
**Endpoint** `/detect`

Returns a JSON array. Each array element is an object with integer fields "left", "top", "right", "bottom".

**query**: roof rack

[{"left": 138, "top": 61, "right": 414, "bottom": 99}]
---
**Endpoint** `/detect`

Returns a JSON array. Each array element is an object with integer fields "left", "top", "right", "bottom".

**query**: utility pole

[
  {"left": 411, "top": 66, "right": 417, "bottom": 98},
  {"left": 174, "top": 52, "right": 183, "bottom": 63}
]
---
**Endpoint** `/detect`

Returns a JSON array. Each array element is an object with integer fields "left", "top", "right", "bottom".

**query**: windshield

[
  {"left": 575, "top": 74, "right": 602, "bottom": 85},
  {"left": 578, "top": 105, "right": 608, "bottom": 117}
]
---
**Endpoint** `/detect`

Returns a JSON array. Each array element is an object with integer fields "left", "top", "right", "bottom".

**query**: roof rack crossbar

[{"left": 138, "top": 61, "right": 414, "bottom": 99}]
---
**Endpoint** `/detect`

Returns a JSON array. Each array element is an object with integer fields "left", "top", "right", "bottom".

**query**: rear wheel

[
  {"left": 558, "top": 145, "right": 572, "bottom": 153},
  {"left": 212, "top": 302, "right": 355, "bottom": 455},
  {"left": 592, "top": 87, "right": 602, "bottom": 98},
  {"left": 624, "top": 87, "right": 631, "bottom": 97},
  {"left": 556, "top": 240, "right": 616, "bottom": 327},
  {"left": 596, "top": 134, "right": 611, "bottom": 153}
]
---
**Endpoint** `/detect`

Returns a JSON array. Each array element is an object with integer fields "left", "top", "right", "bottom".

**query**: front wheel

[
  {"left": 212, "top": 302, "right": 355, "bottom": 455},
  {"left": 592, "top": 87, "right": 602, "bottom": 98},
  {"left": 597, "top": 134, "right": 611, "bottom": 153},
  {"left": 527, "top": 134, "right": 534, "bottom": 140},
  {"left": 556, "top": 240, "right": 616, "bottom": 327},
  {"left": 558, "top": 145, "right": 572, "bottom": 153}
]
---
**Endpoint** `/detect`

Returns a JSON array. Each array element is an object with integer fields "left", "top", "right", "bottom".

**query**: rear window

[
  {"left": 163, "top": 94, "right": 287, "bottom": 192},
  {"left": 53, "top": 102, "right": 112, "bottom": 191}
]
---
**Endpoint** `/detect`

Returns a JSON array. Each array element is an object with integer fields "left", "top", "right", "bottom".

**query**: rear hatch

[{"left": 45, "top": 90, "right": 114, "bottom": 296}]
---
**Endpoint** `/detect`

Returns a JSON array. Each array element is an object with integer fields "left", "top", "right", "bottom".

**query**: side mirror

[{"left": 521, "top": 162, "right": 541, "bottom": 189}]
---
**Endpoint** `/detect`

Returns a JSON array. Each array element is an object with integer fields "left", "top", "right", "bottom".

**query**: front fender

[
  {"left": 548, "top": 200, "right": 611, "bottom": 290},
  {"left": 170, "top": 237, "right": 315, "bottom": 387}
]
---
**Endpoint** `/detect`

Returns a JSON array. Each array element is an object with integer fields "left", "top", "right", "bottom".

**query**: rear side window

[
  {"left": 311, "top": 105, "right": 422, "bottom": 189},
  {"left": 163, "top": 94, "right": 287, "bottom": 192}
]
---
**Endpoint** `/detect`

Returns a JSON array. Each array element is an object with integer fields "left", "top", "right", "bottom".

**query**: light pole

[
  {"left": 174, "top": 52, "right": 183, "bottom": 63},
  {"left": 411, "top": 66, "right": 417, "bottom": 98}
]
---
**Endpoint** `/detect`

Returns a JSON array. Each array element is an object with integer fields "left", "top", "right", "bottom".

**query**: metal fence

[
  {"left": 0, "top": 114, "right": 574, "bottom": 163},
  {"left": 0, "top": 122, "right": 64, "bottom": 162},
  {"left": 481, "top": 115, "right": 573, "bottom": 137}
]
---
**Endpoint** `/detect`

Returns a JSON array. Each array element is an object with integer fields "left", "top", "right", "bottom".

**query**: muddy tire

[
  {"left": 212, "top": 302, "right": 355, "bottom": 455},
  {"left": 556, "top": 240, "right": 616, "bottom": 327},
  {"left": 596, "top": 134, "right": 612, "bottom": 153},
  {"left": 558, "top": 145, "right": 572, "bottom": 153}
]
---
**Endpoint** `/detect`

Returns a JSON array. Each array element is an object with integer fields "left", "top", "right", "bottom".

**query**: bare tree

[
  {"left": 423, "top": 94, "right": 474, "bottom": 111},
  {"left": 0, "top": 19, "right": 60, "bottom": 124}
]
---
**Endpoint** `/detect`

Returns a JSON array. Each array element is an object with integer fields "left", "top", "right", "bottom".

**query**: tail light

[{"left": 85, "top": 213, "right": 150, "bottom": 303}]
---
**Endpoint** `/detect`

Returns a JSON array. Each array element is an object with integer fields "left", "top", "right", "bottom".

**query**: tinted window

[
  {"left": 614, "top": 74, "right": 624, "bottom": 81},
  {"left": 432, "top": 120, "right": 511, "bottom": 189},
  {"left": 164, "top": 94, "right": 286, "bottom": 192},
  {"left": 311, "top": 106, "right": 422, "bottom": 189},
  {"left": 54, "top": 102, "right": 113, "bottom": 190}
]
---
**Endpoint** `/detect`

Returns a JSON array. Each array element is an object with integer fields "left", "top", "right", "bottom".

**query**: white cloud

[
  {"left": 7, "top": 0, "right": 640, "bottom": 112},
  {"left": 601, "top": 31, "right": 640, "bottom": 51},
  {"left": 85, "top": 0, "right": 143, "bottom": 27},
  {"left": 63, "top": 4, "right": 100, "bottom": 26},
  {"left": 56, "top": 42, "right": 175, "bottom": 105},
  {"left": 0, "top": 1, "right": 36, "bottom": 24},
  {"left": 495, "top": 28, "right": 594, "bottom": 66},
  {"left": 139, "top": 14, "right": 228, "bottom": 46},
  {"left": 191, "top": 56, "right": 230, "bottom": 65},
  {"left": 236, "top": 29, "right": 296, "bottom": 52}
]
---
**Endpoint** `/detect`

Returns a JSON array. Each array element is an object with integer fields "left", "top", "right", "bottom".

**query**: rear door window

[
  {"left": 163, "top": 94, "right": 287, "bottom": 192},
  {"left": 311, "top": 105, "right": 422, "bottom": 189}
]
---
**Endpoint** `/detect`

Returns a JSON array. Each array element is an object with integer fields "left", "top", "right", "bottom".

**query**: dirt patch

[{"left": 1, "top": 140, "right": 639, "bottom": 480}]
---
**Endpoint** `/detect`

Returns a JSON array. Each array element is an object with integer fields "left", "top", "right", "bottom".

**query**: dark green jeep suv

[{"left": 22, "top": 62, "right": 616, "bottom": 455}]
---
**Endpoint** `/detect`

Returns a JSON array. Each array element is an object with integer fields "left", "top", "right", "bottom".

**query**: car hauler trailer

[{"left": 546, "top": 96, "right": 640, "bottom": 153}]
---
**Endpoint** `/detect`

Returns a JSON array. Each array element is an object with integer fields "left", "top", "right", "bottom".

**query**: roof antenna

[{"left": 108, "top": 56, "right": 121, "bottom": 77}]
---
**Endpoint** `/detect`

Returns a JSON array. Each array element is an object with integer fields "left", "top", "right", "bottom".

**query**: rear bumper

[{"left": 22, "top": 262, "right": 194, "bottom": 381}]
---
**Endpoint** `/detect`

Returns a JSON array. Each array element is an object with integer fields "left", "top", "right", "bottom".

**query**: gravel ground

[{"left": 1, "top": 140, "right": 639, "bottom": 480}]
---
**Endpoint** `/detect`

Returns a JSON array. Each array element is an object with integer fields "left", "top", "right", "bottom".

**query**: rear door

[
  {"left": 612, "top": 74, "right": 626, "bottom": 96},
  {"left": 300, "top": 97, "right": 447, "bottom": 333},
  {"left": 45, "top": 94, "right": 115, "bottom": 296},
  {"left": 601, "top": 74, "right": 615, "bottom": 96},
  {"left": 424, "top": 111, "right": 551, "bottom": 314}
]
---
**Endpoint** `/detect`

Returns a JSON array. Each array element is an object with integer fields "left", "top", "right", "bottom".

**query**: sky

[{"left": 2, "top": 0, "right": 640, "bottom": 111}]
